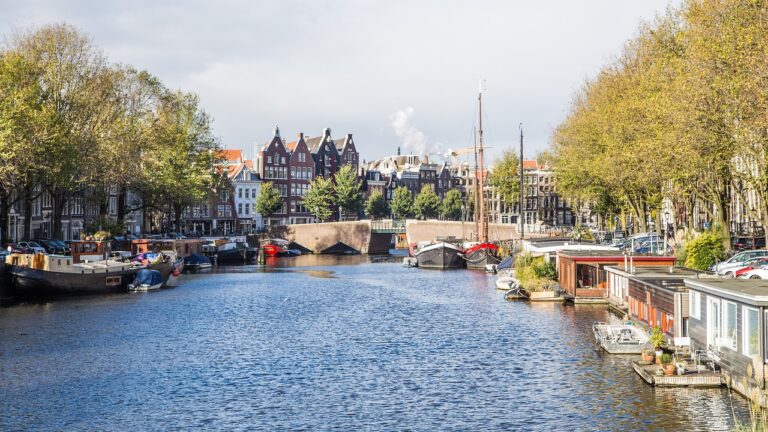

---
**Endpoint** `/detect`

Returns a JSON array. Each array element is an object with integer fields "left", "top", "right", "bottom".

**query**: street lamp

[{"left": 663, "top": 211, "right": 670, "bottom": 255}]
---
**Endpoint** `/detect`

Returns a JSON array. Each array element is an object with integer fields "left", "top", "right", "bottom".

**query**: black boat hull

[
  {"left": 464, "top": 249, "right": 502, "bottom": 269},
  {"left": 415, "top": 245, "right": 465, "bottom": 269},
  {"left": 10, "top": 265, "right": 140, "bottom": 296}
]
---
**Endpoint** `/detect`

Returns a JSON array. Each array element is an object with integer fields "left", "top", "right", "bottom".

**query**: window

[
  {"left": 267, "top": 155, "right": 272, "bottom": 164},
  {"left": 252, "top": 189, "right": 256, "bottom": 199},
  {"left": 281, "top": 156, "right": 286, "bottom": 165},
  {"left": 723, "top": 301, "right": 737, "bottom": 350},
  {"left": 708, "top": 298, "right": 721, "bottom": 348},
  {"left": 245, "top": 203, "right": 250, "bottom": 215},
  {"left": 744, "top": 306, "right": 759, "bottom": 357},
  {"left": 238, "top": 188, "right": 242, "bottom": 199},
  {"left": 689, "top": 291, "right": 701, "bottom": 319},
  {"left": 238, "top": 203, "right": 243, "bottom": 215}
]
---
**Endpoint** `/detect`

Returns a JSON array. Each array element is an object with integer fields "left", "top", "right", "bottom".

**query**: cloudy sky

[{"left": 2, "top": 0, "right": 677, "bottom": 164}]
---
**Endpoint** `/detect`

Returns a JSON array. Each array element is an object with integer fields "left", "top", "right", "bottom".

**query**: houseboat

[
  {"left": 414, "top": 241, "right": 465, "bottom": 269},
  {"left": 7, "top": 240, "right": 142, "bottom": 296},
  {"left": 556, "top": 250, "right": 676, "bottom": 303},
  {"left": 685, "top": 278, "right": 768, "bottom": 406},
  {"left": 604, "top": 265, "right": 711, "bottom": 340},
  {"left": 462, "top": 243, "right": 501, "bottom": 269}
]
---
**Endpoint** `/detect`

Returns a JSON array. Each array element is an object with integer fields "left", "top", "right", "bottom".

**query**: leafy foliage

[
  {"left": 256, "top": 181, "right": 282, "bottom": 218},
  {"left": 304, "top": 176, "right": 334, "bottom": 222},
  {"left": 488, "top": 150, "right": 520, "bottom": 207},
  {"left": 683, "top": 231, "right": 725, "bottom": 270},
  {"left": 441, "top": 189, "right": 463, "bottom": 220},
  {"left": 390, "top": 186, "right": 413, "bottom": 220},
  {"left": 413, "top": 185, "right": 441, "bottom": 220},
  {"left": 333, "top": 164, "right": 363, "bottom": 217},
  {"left": 514, "top": 254, "right": 557, "bottom": 292},
  {"left": 365, "top": 190, "right": 389, "bottom": 219}
]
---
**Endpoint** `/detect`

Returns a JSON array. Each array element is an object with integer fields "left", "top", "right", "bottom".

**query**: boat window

[
  {"left": 723, "top": 301, "right": 737, "bottom": 350},
  {"left": 689, "top": 291, "right": 701, "bottom": 319},
  {"left": 744, "top": 306, "right": 759, "bottom": 357},
  {"left": 708, "top": 298, "right": 721, "bottom": 348}
]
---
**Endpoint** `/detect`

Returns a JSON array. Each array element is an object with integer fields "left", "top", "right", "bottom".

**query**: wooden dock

[{"left": 632, "top": 361, "right": 722, "bottom": 388}]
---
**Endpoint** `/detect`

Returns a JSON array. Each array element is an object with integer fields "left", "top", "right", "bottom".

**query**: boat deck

[{"left": 632, "top": 360, "right": 722, "bottom": 387}]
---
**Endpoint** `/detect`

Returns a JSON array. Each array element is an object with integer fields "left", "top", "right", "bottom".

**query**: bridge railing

[{"left": 371, "top": 219, "right": 406, "bottom": 233}]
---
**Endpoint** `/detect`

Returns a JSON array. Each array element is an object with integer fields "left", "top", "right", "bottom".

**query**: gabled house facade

[
  {"left": 256, "top": 127, "right": 291, "bottom": 225},
  {"left": 286, "top": 133, "right": 315, "bottom": 224}
]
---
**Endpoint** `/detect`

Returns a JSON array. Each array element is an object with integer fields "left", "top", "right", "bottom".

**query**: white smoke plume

[{"left": 390, "top": 107, "right": 427, "bottom": 155}]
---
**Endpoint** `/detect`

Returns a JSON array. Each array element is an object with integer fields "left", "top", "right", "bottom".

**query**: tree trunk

[
  {"left": 51, "top": 191, "right": 67, "bottom": 240},
  {"left": 23, "top": 185, "right": 32, "bottom": 241},
  {"left": 173, "top": 203, "right": 183, "bottom": 235},
  {"left": 117, "top": 185, "right": 127, "bottom": 226},
  {"left": 0, "top": 189, "right": 9, "bottom": 245}
]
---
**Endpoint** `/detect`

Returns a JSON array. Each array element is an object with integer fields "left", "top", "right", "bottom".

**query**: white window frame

[
  {"left": 689, "top": 291, "right": 701, "bottom": 319},
  {"left": 707, "top": 297, "right": 721, "bottom": 348},
  {"left": 722, "top": 300, "right": 738, "bottom": 351},
  {"left": 743, "top": 305, "right": 759, "bottom": 357}
]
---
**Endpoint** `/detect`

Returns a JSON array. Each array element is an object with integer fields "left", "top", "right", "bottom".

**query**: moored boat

[
  {"left": 414, "top": 242, "right": 465, "bottom": 269},
  {"left": 128, "top": 269, "right": 164, "bottom": 292},
  {"left": 462, "top": 242, "right": 501, "bottom": 269},
  {"left": 7, "top": 252, "right": 141, "bottom": 296},
  {"left": 592, "top": 322, "right": 650, "bottom": 354},
  {"left": 184, "top": 253, "right": 212, "bottom": 271}
]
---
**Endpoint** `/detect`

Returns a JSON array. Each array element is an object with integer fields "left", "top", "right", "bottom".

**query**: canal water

[{"left": 0, "top": 256, "right": 751, "bottom": 430}]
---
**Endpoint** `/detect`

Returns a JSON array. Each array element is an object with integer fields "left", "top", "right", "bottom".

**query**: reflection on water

[{"left": 0, "top": 257, "right": 751, "bottom": 430}]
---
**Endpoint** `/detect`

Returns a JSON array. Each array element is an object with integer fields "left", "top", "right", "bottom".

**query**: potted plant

[
  {"left": 649, "top": 326, "right": 666, "bottom": 364},
  {"left": 641, "top": 347, "right": 654, "bottom": 363},
  {"left": 661, "top": 353, "right": 675, "bottom": 376},
  {"left": 675, "top": 359, "right": 686, "bottom": 376}
]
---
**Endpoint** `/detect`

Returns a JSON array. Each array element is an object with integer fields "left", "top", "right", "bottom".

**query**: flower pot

[
  {"left": 642, "top": 352, "right": 654, "bottom": 362},
  {"left": 655, "top": 350, "right": 663, "bottom": 364},
  {"left": 663, "top": 363, "right": 676, "bottom": 376}
]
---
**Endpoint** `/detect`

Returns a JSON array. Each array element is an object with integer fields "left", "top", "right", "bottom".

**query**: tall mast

[
  {"left": 473, "top": 126, "right": 479, "bottom": 240},
  {"left": 519, "top": 123, "right": 524, "bottom": 240},
  {"left": 478, "top": 86, "right": 487, "bottom": 243}
]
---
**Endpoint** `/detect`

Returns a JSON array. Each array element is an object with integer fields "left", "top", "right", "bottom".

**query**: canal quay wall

[{"left": 280, "top": 219, "right": 527, "bottom": 254}]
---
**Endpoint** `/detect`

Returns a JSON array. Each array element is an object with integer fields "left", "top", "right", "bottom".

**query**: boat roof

[
  {"left": 604, "top": 265, "right": 710, "bottom": 279},
  {"left": 685, "top": 278, "right": 768, "bottom": 306}
]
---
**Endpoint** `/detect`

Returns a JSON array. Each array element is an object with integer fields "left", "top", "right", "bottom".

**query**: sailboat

[{"left": 463, "top": 85, "right": 502, "bottom": 269}]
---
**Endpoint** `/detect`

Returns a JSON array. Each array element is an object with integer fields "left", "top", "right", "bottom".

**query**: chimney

[
  {"left": 274, "top": 125, "right": 280, "bottom": 138},
  {"left": 347, "top": 133, "right": 352, "bottom": 140},
  {"left": 397, "top": 146, "right": 401, "bottom": 156},
  {"left": 298, "top": 132, "right": 304, "bottom": 140}
]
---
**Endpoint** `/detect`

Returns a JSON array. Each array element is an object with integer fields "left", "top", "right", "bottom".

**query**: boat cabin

[
  {"left": 604, "top": 265, "right": 709, "bottom": 338},
  {"left": 69, "top": 240, "right": 110, "bottom": 263},
  {"left": 605, "top": 266, "right": 709, "bottom": 333},
  {"left": 522, "top": 238, "right": 619, "bottom": 267},
  {"left": 556, "top": 251, "right": 676, "bottom": 302},
  {"left": 685, "top": 279, "right": 768, "bottom": 405},
  {"left": 130, "top": 239, "right": 204, "bottom": 257}
]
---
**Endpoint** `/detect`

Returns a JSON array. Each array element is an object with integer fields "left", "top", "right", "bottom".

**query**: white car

[
  {"left": 15, "top": 241, "right": 47, "bottom": 254},
  {"left": 739, "top": 268, "right": 768, "bottom": 279},
  {"left": 712, "top": 250, "right": 768, "bottom": 275}
]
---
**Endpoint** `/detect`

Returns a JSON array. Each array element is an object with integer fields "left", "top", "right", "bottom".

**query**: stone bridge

[{"left": 275, "top": 219, "right": 525, "bottom": 254}]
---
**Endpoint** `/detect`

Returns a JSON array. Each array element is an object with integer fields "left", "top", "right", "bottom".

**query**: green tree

[
  {"left": 441, "top": 189, "right": 463, "bottom": 220},
  {"left": 414, "top": 185, "right": 441, "bottom": 220},
  {"left": 333, "top": 164, "right": 362, "bottom": 219},
  {"left": 488, "top": 150, "right": 520, "bottom": 208},
  {"left": 390, "top": 186, "right": 413, "bottom": 220},
  {"left": 683, "top": 232, "right": 725, "bottom": 271},
  {"left": 256, "top": 181, "right": 282, "bottom": 221},
  {"left": 365, "top": 190, "right": 390, "bottom": 219},
  {"left": 304, "top": 176, "right": 334, "bottom": 222}
]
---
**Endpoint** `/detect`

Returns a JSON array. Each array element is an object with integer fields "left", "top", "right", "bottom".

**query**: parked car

[
  {"left": 33, "top": 238, "right": 67, "bottom": 255},
  {"left": 733, "top": 257, "right": 768, "bottom": 278},
  {"left": 712, "top": 249, "right": 768, "bottom": 275},
  {"left": 731, "top": 236, "right": 767, "bottom": 251},
  {"left": 634, "top": 240, "right": 674, "bottom": 255},
  {"left": 15, "top": 241, "right": 47, "bottom": 254},
  {"left": 738, "top": 267, "right": 768, "bottom": 279}
]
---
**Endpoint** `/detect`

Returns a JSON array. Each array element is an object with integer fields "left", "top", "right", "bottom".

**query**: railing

[{"left": 371, "top": 219, "right": 406, "bottom": 233}]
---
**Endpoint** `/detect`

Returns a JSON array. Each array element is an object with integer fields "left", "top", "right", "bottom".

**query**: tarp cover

[
  {"left": 496, "top": 256, "right": 514, "bottom": 270},
  {"left": 134, "top": 269, "right": 163, "bottom": 286},
  {"left": 185, "top": 253, "right": 211, "bottom": 265}
]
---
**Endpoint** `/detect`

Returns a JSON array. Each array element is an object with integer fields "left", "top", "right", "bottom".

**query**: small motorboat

[
  {"left": 402, "top": 257, "right": 418, "bottom": 267},
  {"left": 128, "top": 269, "right": 164, "bottom": 292},
  {"left": 495, "top": 275, "right": 519, "bottom": 291},
  {"left": 592, "top": 322, "right": 650, "bottom": 354},
  {"left": 184, "top": 253, "right": 212, "bottom": 271}
]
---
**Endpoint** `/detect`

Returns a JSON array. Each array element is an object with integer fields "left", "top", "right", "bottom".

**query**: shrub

[
  {"left": 683, "top": 231, "right": 725, "bottom": 270},
  {"left": 661, "top": 353, "right": 672, "bottom": 364},
  {"left": 514, "top": 253, "right": 557, "bottom": 292},
  {"left": 649, "top": 326, "right": 665, "bottom": 350}
]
